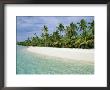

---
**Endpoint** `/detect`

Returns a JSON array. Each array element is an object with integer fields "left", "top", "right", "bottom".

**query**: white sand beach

[{"left": 27, "top": 47, "right": 94, "bottom": 62}]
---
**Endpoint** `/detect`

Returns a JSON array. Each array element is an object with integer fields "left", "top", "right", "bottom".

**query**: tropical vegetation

[{"left": 17, "top": 19, "right": 94, "bottom": 49}]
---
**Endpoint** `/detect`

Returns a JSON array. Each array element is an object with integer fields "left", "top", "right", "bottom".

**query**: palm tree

[
  {"left": 52, "top": 30, "right": 60, "bottom": 47},
  {"left": 65, "top": 26, "right": 71, "bottom": 38},
  {"left": 57, "top": 23, "right": 64, "bottom": 36},
  {"left": 65, "top": 23, "right": 77, "bottom": 38},
  {"left": 23, "top": 37, "right": 31, "bottom": 46},
  {"left": 80, "top": 19, "right": 87, "bottom": 38},
  {"left": 70, "top": 22, "right": 77, "bottom": 38},
  {"left": 89, "top": 20, "right": 94, "bottom": 35},
  {"left": 42, "top": 25, "right": 49, "bottom": 46}
]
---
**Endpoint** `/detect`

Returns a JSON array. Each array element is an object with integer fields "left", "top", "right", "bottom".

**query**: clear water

[{"left": 16, "top": 46, "right": 94, "bottom": 74}]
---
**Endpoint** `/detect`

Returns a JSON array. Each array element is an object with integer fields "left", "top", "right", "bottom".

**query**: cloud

[{"left": 17, "top": 16, "right": 94, "bottom": 41}]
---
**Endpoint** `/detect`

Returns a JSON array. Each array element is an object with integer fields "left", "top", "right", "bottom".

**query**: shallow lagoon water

[{"left": 16, "top": 46, "right": 94, "bottom": 74}]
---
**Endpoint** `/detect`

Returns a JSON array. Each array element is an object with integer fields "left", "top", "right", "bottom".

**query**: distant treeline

[{"left": 17, "top": 19, "right": 94, "bottom": 49}]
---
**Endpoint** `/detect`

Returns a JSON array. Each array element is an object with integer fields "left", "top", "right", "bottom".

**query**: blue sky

[{"left": 17, "top": 16, "right": 94, "bottom": 41}]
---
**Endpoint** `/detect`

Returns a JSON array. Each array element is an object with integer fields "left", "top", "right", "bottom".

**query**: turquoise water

[{"left": 16, "top": 46, "right": 94, "bottom": 74}]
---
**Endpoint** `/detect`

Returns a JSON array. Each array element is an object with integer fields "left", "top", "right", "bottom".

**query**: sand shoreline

[{"left": 27, "top": 46, "right": 94, "bottom": 62}]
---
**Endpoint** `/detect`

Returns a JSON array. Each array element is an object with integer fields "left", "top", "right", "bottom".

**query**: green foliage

[
  {"left": 17, "top": 19, "right": 94, "bottom": 49},
  {"left": 57, "top": 23, "right": 64, "bottom": 36}
]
